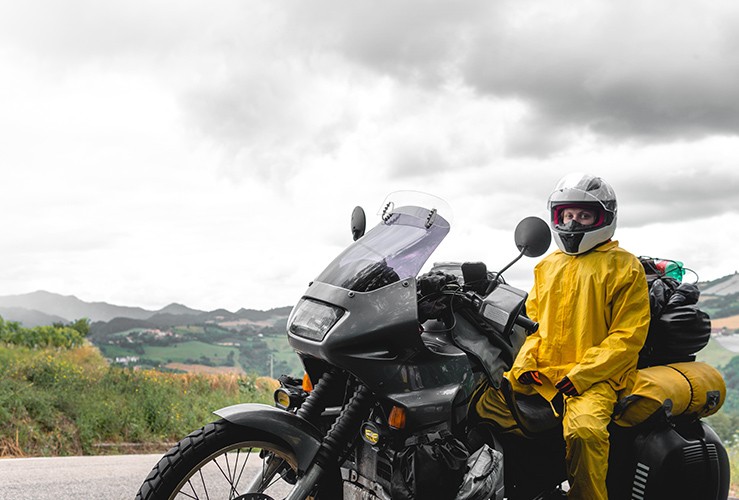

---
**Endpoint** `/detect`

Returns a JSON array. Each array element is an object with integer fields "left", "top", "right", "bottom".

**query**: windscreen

[{"left": 314, "top": 203, "right": 451, "bottom": 293}]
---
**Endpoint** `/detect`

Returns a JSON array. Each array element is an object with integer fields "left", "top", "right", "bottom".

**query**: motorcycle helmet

[{"left": 548, "top": 173, "right": 617, "bottom": 255}]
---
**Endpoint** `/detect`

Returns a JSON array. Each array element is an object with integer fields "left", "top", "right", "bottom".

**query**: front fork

[{"left": 251, "top": 371, "right": 375, "bottom": 500}]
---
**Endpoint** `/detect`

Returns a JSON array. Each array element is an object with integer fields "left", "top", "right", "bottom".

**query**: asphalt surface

[
  {"left": 0, "top": 454, "right": 161, "bottom": 500},
  {"left": 0, "top": 455, "right": 735, "bottom": 499}
]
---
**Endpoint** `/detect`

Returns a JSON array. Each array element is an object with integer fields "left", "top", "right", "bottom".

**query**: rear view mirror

[
  {"left": 351, "top": 206, "right": 366, "bottom": 241},
  {"left": 514, "top": 217, "right": 551, "bottom": 257}
]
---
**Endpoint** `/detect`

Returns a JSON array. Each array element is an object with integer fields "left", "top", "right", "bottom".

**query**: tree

[{"left": 70, "top": 318, "right": 91, "bottom": 337}]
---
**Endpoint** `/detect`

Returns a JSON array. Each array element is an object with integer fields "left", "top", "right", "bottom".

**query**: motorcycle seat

[{"left": 500, "top": 378, "right": 563, "bottom": 436}]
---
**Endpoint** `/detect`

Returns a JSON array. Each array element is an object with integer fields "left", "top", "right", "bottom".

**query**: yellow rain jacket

[{"left": 510, "top": 240, "right": 650, "bottom": 396}]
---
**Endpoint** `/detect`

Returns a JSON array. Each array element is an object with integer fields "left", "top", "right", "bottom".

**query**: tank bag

[{"left": 612, "top": 362, "right": 726, "bottom": 427}]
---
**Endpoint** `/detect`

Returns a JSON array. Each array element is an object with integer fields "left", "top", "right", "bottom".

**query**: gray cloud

[
  {"left": 7, "top": 0, "right": 739, "bottom": 194},
  {"left": 457, "top": 2, "right": 739, "bottom": 151},
  {"left": 616, "top": 165, "right": 739, "bottom": 227},
  {"left": 286, "top": 1, "right": 739, "bottom": 154},
  {"left": 286, "top": 0, "right": 491, "bottom": 85}
]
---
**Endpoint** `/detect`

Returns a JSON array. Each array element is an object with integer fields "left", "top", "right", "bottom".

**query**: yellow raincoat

[
  {"left": 477, "top": 240, "right": 650, "bottom": 500},
  {"left": 510, "top": 239, "right": 650, "bottom": 396}
]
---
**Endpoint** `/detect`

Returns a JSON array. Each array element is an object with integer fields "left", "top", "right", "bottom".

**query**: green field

[
  {"left": 99, "top": 340, "right": 240, "bottom": 366},
  {"left": 260, "top": 334, "right": 303, "bottom": 376}
]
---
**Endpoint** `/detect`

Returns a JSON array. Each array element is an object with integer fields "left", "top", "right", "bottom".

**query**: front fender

[{"left": 214, "top": 403, "right": 323, "bottom": 473}]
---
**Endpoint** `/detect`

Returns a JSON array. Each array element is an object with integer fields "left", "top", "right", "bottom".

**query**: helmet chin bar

[
  {"left": 558, "top": 232, "right": 585, "bottom": 254},
  {"left": 558, "top": 220, "right": 587, "bottom": 232}
]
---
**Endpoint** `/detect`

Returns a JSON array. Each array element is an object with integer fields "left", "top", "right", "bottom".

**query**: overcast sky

[{"left": 1, "top": 0, "right": 738, "bottom": 312}]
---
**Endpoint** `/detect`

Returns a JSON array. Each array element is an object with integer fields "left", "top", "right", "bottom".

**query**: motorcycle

[{"left": 136, "top": 192, "right": 730, "bottom": 500}]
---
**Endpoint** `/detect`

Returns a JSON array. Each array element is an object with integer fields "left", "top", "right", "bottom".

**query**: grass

[{"left": 0, "top": 343, "right": 273, "bottom": 457}]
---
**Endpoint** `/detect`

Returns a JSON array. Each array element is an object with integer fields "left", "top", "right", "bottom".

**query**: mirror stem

[{"left": 496, "top": 246, "right": 527, "bottom": 278}]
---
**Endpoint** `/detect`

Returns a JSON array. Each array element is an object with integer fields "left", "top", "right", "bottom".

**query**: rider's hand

[
  {"left": 556, "top": 376, "right": 579, "bottom": 396},
  {"left": 418, "top": 271, "right": 456, "bottom": 296},
  {"left": 518, "top": 370, "right": 543, "bottom": 386}
]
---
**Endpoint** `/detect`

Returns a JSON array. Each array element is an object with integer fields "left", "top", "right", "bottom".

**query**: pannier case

[{"left": 608, "top": 420, "right": 730, "bottom": 500}]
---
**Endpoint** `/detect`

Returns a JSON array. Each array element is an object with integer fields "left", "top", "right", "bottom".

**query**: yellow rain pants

[
  {"left": 475, "top": 379, "right": 617, "bottom": 500},
  {"left": 561, "top": 382, "right": 617, "bottom": 500},
  {"left": 477, "top": 240, "right": 650, "bottom": 499}
]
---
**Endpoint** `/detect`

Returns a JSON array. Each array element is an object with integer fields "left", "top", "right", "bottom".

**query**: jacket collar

[{"left": 552, "top": 239, "right": 617, "bottom": 257}]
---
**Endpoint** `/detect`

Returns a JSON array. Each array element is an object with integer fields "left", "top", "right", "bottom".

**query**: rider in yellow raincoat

[{"left": 476, "top": 173, "right": 650, "bottom": 500}]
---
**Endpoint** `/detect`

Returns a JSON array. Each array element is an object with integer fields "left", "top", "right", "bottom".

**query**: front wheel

[{"left": 136, "top": 419, "right": 339, "bottom": 500}]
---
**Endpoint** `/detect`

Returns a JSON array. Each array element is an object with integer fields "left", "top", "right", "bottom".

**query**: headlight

[{"left": 287, "top": 298, "right": 344, "bottom": 341}]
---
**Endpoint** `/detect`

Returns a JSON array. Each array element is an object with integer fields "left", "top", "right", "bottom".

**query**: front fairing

[
  {"left": 288, "top": 198, "right": 450, "bottom": 359},
  {"left": 286, "top": 196, "right": 473, "bottom": 420}
]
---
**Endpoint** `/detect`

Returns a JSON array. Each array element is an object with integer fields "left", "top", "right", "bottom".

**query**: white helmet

[{"left": 548, "top": 173, "right": 617, "bottom": 255}]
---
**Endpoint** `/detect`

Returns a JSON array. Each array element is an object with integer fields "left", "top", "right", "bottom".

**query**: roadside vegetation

[{"left": 0, "top": 317, "right": 274, "bottom": 456}]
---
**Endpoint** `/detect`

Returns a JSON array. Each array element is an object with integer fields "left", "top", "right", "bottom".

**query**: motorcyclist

[{"left": 475, "top": 173, "right": 651, "bottom": 499}]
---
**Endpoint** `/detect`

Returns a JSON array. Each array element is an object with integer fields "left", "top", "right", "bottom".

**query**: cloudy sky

[{"left": 1, "top": 0, "right": 738, "bottom": 312}]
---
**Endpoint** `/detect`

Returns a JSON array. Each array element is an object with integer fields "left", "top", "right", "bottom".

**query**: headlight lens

[{"left": 287, "top": 299, "right": 344, "bottom": 341}]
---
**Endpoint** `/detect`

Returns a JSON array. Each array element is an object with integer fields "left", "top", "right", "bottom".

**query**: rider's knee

[{"left": 564, "top": 414, "right": 609, "bottom": 444}]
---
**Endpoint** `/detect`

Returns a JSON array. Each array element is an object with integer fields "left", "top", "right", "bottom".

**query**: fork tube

[
  {"left": 286, "top": 384, "right": 375, "bottom": 500},
  {"left": 242, "top": 453, "right": 287, "bottom": 494},
  {"left": 245, "top": 371, "right": 339, "bottom": 495}
]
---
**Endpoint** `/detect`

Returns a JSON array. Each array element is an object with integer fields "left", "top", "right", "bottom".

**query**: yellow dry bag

[{"left": 612, "top": 362, "right": 725, "bottom": 427}]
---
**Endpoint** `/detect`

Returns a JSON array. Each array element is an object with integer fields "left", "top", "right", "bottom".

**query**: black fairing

[
  {"left": 287, "top": 199, "right": 476, "bottom": 428},
  {"left": 288, "top": 279, "right": 475, "bottom": 428}
]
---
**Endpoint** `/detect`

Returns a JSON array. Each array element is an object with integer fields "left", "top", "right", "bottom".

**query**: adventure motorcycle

[{"left": 136, "top": 192, "right": 730, "bottom": 500}]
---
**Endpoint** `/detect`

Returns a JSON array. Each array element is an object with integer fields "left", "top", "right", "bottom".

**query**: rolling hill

[{"left": 1, "top": 271, "right": 737, "bottom": 377}]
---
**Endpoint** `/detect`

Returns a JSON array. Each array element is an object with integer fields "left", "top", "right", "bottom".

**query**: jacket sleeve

[
  {"left": 510, "top": 280, "right": 541, "bottom": 379},
  {"left": 567, "top": 262, "right": 650, "bottom": 393}
]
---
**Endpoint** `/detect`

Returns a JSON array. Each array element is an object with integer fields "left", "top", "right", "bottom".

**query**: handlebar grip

[{"left": 514, "top": 314, "right": 539, "bottom": 334}]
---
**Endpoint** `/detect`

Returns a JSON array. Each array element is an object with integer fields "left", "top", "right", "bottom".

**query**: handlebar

[
  {"left": 514, "top": 314, "right": 539, "bottom": 334},
  {"left": 432, "top": 288, "right": 538, "bottom": 334}
]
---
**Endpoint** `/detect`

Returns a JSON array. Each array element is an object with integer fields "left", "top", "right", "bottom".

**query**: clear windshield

[{"left": 314, "top": 193, "right": 451, "bottom": 293}]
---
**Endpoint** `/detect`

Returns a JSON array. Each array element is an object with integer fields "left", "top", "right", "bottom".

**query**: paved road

[
  {"left": 0, "top": 454, "right": 161, "bottom": 500},
  {"left": 0, "top": 454, "right": 735, "bottom": 499},
  {"left": 0, "top": 453, "right": 295, "bottom": 500}
]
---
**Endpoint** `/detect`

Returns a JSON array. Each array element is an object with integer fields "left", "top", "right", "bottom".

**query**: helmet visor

[{"left": 552, "top": 203, "right": 606, "bottom": 232}]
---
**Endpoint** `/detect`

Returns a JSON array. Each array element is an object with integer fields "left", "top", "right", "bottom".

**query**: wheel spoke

[
  {"left": 225, "top": 451, "right": 234, "bottom": 485},
  {"left": 227, "top": 449, "right": 241, "bottom": 500},
  {"left": 180, "top": 479, "right": 199, "bottom": 499},
  {"left": 136, "top": 420, "right": 302, "bottom": 500},
  {"left": 232, "top": 449, "right": 250, "bottom": 495},
  {"left": 213, "top": 456, "right": 235, "bottom": 487},
  {"left": 198, "top": 468, "right": 210, "bottom": 500}
]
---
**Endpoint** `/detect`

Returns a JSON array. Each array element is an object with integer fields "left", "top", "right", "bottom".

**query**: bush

[
  {"left": 0, "top": 317, "right": 87, "bottom": 349},
  {"left": 0, "top": 344, "right": 274, "bottom": 456}
]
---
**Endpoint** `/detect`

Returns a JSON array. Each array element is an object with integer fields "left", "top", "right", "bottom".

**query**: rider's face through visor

[{"left": 554, "top": 204, "right": 604, "bottom": 229}]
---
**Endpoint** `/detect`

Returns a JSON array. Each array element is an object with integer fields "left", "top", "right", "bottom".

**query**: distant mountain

[
  {"left": 158, "top": 303, "right": 204, "bottom": 316},
  {"left": 0, "top": 291, "right": 156, "bottom": 323},
  {"left": 699, "top": 273, "right": 739, "bottom": 320},
  {"left": 701, "top": 272, "right": 739, "bottom": 296},
  {"left": 0, "top": 307, "right": 68, "bottom": 328},
  {"left": 236, "top": 306, "right": 293, "bottom": 320},
  {"left": 0, "top": 290, "right": 292, "bottom": 331},
  {"left": 88, "top": 317, "right": 160, "bottom": 336},
  {"left": 0, "top": 291, "right": 211, "bottom": 325}
]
